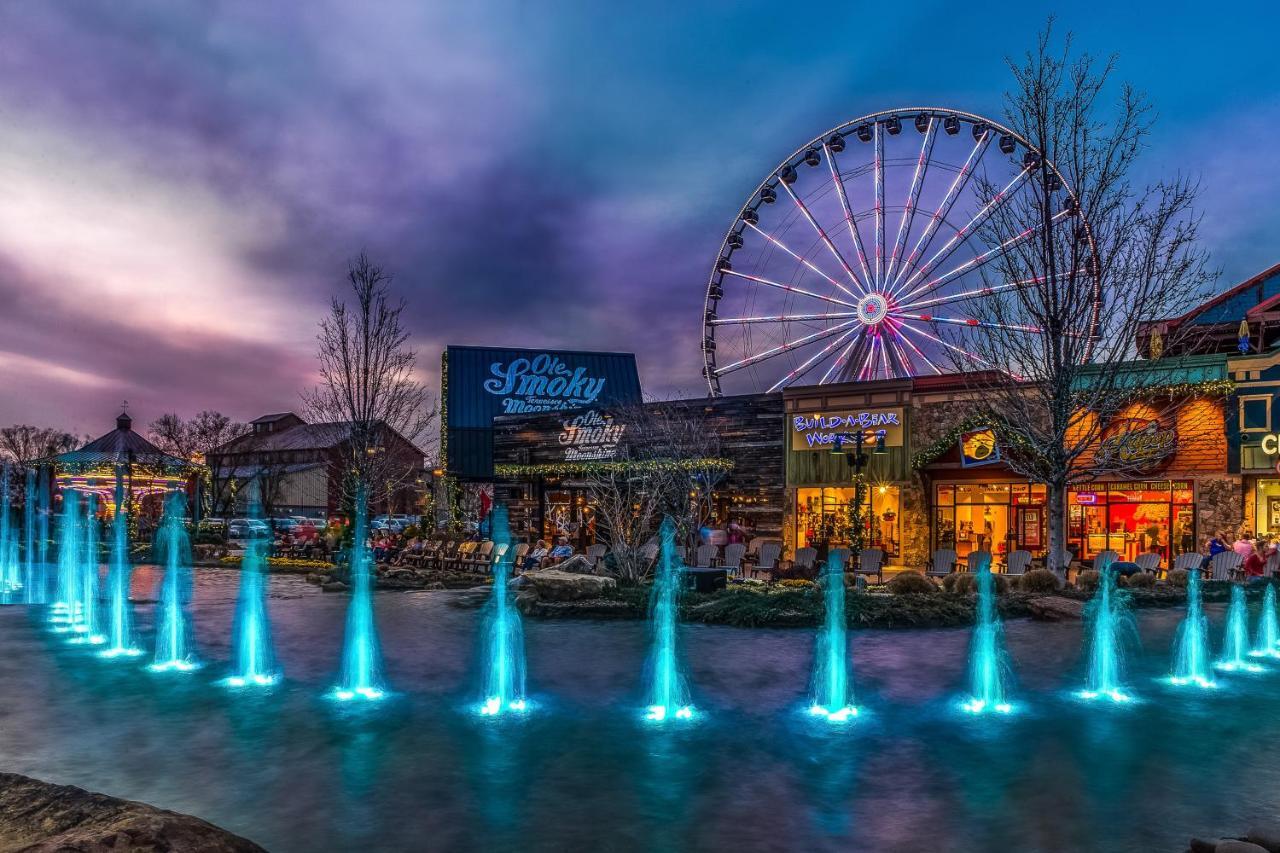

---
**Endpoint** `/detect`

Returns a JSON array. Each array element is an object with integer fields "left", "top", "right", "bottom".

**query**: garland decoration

[{"left": 494, "top": 457, "right": 734, "bottom": 478}]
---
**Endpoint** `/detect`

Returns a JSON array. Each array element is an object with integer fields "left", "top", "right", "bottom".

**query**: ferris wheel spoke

[
  {"left": 891, "top": 312, "right": 1044, "bottom": 334},
  {"left": 887, "top": 131, "right": 993, "bottom": 295},
  {"left": 709, "top": 311, "right": 856, "bottom": 326},
  {"left": 766, "top": 326, "right": 861, "bottom": 392},
  {"left": 898, "top": 271, "right": 1082, "bottom": 312},
  {"left": 721, "top": 268, "right": 858, "bottom": 309},
  {"left": 897, "top": 208, "right": 1071, "bottom": 305},
  {"left": 874, "top": 123, "right": 886, "bottom": 289},
  {"left": 824, "top": 143, "right": 874, "bottom": 287},
  {"left": 819, "top": 332, "right": 864, "bottom": 384},
  {"left": 886, "top": 333, "right": 916, "bottom": 378},
  {"left": 893, "top": 166, "right": 1033, "bottom": 300},
  {"left": 894, "top": 320, "right": 1000, "bottom": 371},
  {"left": 712, "top": 319, "right": 861, "bottom": 377},
  {"left": 886, "top": 320, "right": 943, "bottom": 375},
  {"left": 742, "top": 221, "right": 861, "bottom": 300},
  {"left": 884, "top": 119, "right": 938, "bottom": 288},
  {"left": 778, "top": 180, "right": 868, "bottom": 298}
]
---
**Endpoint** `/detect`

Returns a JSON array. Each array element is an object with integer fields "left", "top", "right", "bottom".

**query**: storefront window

[
  {"left": 1067, "top": 481, "right": 1194, "bottom": 563},
  {"left": 796, "top": 485, "right": 900, "bottom": 556},
  {"left": 933, "top": 481, "right": 1047, "bottom": 561},
  {"left": 1256, "top": 480, "right": 1280, "bottom": 537}
]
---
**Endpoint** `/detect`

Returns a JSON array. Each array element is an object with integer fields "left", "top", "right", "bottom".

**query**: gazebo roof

[{"left": 47, "top": 412, "right": 194, "bottom": 470}]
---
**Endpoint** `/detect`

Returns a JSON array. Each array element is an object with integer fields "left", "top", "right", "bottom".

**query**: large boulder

[
  {"left": 527, "top": 569, "right": 617, "bottom": 601},
  {"left": 0, "top": 772, "right": 265, "bottom": 852},
  {"left": 1026, "top": 596, "right": 1085, "bottom": 621},
  {"left": 1248, "top": 824, "right": 1280, "bottom": 853}
]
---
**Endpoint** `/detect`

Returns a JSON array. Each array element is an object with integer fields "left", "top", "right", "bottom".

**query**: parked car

[{"left": 227, "top": 519, "right": 271, "bottom": 541}]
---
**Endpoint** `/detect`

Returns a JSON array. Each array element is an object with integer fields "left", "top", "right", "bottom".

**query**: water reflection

[{"left": 0, "top": 570, "right": 1277, "bottom": 851}]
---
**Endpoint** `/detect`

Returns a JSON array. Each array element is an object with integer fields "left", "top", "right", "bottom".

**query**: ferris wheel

[{"left": 701, "top": 107, "right": 1100, "bottom": 396}]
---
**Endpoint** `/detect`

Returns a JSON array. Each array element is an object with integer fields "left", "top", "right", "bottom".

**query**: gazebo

[{"left": 45, "top": 411, "right": 198, "bottom": 522}]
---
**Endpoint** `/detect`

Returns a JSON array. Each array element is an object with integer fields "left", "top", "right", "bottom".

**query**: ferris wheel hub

[{"left": 856, "top": 293, "right": 891, "bottom": 327}]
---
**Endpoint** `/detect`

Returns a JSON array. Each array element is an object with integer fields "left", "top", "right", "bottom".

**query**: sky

[{"left": 0, "top": 1, "right": 1277, "bottom": 436}]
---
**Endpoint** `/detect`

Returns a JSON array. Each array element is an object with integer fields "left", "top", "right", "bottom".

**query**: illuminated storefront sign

[
  {"left": 959, "top": 427, "right": 1001, "bottom": 468},
  {"left": 1261, "top": 433, "right": 1280, "bottom": 455},
  {"left": 557, "top": 410, "right": 626, "bottom": 461},
  {"left": 790, "top": 408, "right": 904, "bottom": 450},
  {"left": 1095, "top": 418, "right": 1176, "bottom": 474},
  {"left": 485, "top": 353, "right": 607, "bottom": 414}
]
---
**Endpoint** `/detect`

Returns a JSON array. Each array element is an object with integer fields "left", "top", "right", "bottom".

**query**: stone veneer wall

[{"left": 1196, "top": 474, "right": 1244, "bottom": 540}]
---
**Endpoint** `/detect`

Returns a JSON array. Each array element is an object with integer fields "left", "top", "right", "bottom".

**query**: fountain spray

[
  {"left": 1251, "top": 583, "right": 1280, "bottom": 658},
  {"left": 23, "top": 467, "right": 45, "bottom": 604},
  {"left": 0, "top": 462, "right": 21, "bottom": 603},
  {"left": 1170, "top": 566, "right": 1215, "bottom": 688},
  {"left": 69, "top": 494, "right": 105, "bottom": 644},
  {"left": 1217, "top": 584, "right": 1262, "bottom": 673},
  {"left": 644, "top": 518, "right": 693, "bottom": 722},
  {"left": 50, "top": 490, "right": 81, "bottom": 629},
  {"left": 149, "top": 491, "right": 199, "bottom": 672},
  {"left": 960, "top": 551, "right": 1013, "bottom": 714},
  {"left": 225, "top": 480, "right": 278, "bottom": 687},
  {"left": 809, "top": 550, "right": 856, "bottom": 721},
  {"left": 332, "top": 482, "right": 386, "bottom": 701},
  {"left": 478, "top": 506, "right": 527, "bottom": 715},
  {"left": 101, "top": 471, "right": 141, "bottom": 658},
  {"left": 1078, "top": 554, "right": 1136, "bottom": 702}
]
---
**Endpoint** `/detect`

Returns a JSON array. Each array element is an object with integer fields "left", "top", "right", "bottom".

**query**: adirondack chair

[
  {"left": 965, "top": 550, "right": 993, "bottom": 573},
  {"left": 721, "top": 543, "right": 747, "bottom": 577},
  {"left": 460, "top": 540, "right": 494, "bottom": 572},
  {"left": 855, "top": 548, "right": 885, "bottom": 583},
  {"left": 1134, "top": 552, "right": 1162, "bottom": 576},
  {"left": 694, "top": 544, "right": 719, "bottom": 568},
  {"left": 1171, "top": 552, "right": 1203, "bottom": 575},
  {"left": 485, "top": 542, "right": 510, "bottom": 574},
  {"left": 1266, "top": 551, "right": 1280, "bottom": 578},
  {"left": 1093, "top": 549, "right": 1120, "bottom": 571},
  {"left": 826, "top": 547, "right": 851, "bottom": 572},
  {"left": 510, "top": 543, "right": 530, "bottom": 571},
  {"left": 751, "top": 542, "right": 782, "bottom": 579},
  {"left": 789, "top": 547, "right": 818, "bottom": 578},
  {"left": 444, "top": 540, "right": 477, "bottom": 571},
  {"left": 1209, "top": 550, "right": 1244, "bottom": 581},
  {"left": 925, "top": 548, "right": 957, "bottom": 577},
  {"left": 638, "top": 541, "right": 660, "bottom": 573},
  {"left": 585, "top": 543, "right": 608, "bottom": 568},
  {"left": 1004, "top": 550, "right": 1032, "bottom": 576}
]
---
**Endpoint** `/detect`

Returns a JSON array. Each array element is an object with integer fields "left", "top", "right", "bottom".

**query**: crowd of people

[{"left": 1202, "top": 529, "right": 1279, "bottom": 579}]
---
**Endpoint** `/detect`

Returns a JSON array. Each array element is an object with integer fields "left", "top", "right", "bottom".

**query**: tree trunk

[{"left": 1047, "top": 481, "right": 1068, "bottom": 578}]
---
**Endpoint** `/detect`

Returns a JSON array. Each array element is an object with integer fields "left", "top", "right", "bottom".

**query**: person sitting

[
  {"left": 544, "top": 536, "right": 574, "bottom": 568},
  {"left": 1233, "top": 531, "right": 1256, "bottom": 562},
  {"left": 523, "top": 539, "right": 549, "bottom": 572},
  {"left": 1202, "top": 531, "right": 1230, "bottom": 570},
  {"left": 1245, "top": 541, "right": 1266, "bottom": 580}
]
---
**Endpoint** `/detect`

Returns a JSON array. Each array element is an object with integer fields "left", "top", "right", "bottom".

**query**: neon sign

[
  {"left": 484, "top": 354, "right": 606, "bottom": 414},
  {"left": 558, "top": 410, "right": 626, "bottom": 461},
  {"left": 790, "top": 408, "right": 905, "bottom": 450}
]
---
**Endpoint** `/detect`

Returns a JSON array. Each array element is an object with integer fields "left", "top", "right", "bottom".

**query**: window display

[{"left": 796, "top": 485, "right": 900, "bottom": 556}]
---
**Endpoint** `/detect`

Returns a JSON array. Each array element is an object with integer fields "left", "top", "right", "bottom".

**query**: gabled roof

[
  {"left": 250, "top": 412, "right": 299, "bottom": 425},
  {"left": 49, "top": 412, "right": 193, "bottom": 469},
  {"left": 1165, "top": 262, "right": 1280, "bottom": 330}
]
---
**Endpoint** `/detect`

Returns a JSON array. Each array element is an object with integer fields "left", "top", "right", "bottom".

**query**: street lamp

[{"left": 830, "top": 431, "right": 887, "bottom": 554}]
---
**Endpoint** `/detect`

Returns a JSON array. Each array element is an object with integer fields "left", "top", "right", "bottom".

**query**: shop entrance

[
  {"left": 1067, "top": 481, "right": 1194, "bottom": 564},
  {"left": 796, "top": 485, "right": 901, "bottom": 557}
]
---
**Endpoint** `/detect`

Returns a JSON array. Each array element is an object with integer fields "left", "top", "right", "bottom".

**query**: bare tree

[
  {"left": 583, "top": 399, "right": 729, "bottom": 582},
  {"left": 149, "top": 411, "right": 249, "bottom": 464},
  {"left": 0, "top": 425, "right": 81, "bottom": 466},
  {"left": 302, "top": 252, "right": 436, "bottom": 509},
  {"left": 949, "top": 23, "right": 1215, "bottom": 572}
]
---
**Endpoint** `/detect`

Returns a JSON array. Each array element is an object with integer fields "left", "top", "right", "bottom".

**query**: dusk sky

[{"left": 0, "top": 1, "right": 1277, "bottom": 435}]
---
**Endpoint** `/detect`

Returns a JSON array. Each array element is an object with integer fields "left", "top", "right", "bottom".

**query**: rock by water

[{"left": 0, "top": 772, "right": 265, "bottom": 852}]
